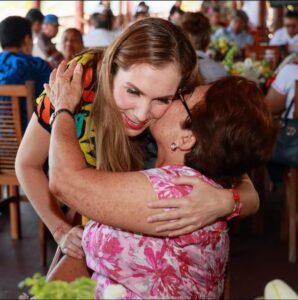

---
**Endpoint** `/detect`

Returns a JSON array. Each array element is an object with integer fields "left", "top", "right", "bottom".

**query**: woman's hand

[
  {"left": 147, "top": 176, "right": 234, "bottom": 237},
  {"left": 44, "top": 60, "right": 83, "bottom": 113},
  {"left": 53, "top": 224, "right": 84, "bottom": 259}
]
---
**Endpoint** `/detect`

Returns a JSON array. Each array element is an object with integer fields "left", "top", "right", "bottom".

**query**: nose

[{"left": 133, "top": 99, "right": 151, "bottom": 122}]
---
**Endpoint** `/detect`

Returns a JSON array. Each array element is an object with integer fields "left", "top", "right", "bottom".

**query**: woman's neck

[{"left": 155, "top": 143, "right": 185, "bottom": 168}]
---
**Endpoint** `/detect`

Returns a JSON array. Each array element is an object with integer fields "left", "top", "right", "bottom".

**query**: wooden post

[
  {"left": 32, "top": 0, "right": 41, "bottom": 9},
  {"left": 75, "top": 0, "right": 84, "bottom": 33},
  {"left": 272, "top": 7, "right": 284, "bottom": 32},
  {"left": 258, "top": 0, "right": 267, "bottom": 42},
  {"left": 125, "top": 0, "right": 133, "bottom": 25},
  {"left": 118, "top": 0, "right": 123, "bottom": 16}
]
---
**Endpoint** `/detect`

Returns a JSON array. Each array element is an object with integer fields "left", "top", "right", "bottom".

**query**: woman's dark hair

[
  {"left": 181, "top": 12, "right": 211, "bottom": 51},
  {"left": 0, "top": 16, "right": 32, "bottom": 48},
  {"left": 184, "top": 76, "right": 277, "bottom": 188}
]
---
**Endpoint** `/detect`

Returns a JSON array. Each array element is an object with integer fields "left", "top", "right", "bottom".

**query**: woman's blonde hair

[{"left": 91, "top": 17, "right": 201, "bottom": 172}]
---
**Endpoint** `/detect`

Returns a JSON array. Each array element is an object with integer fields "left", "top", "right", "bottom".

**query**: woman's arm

[
  {"left": 15, "top": 113, "right": 84, "bottom": 259},
  {"left": 145, "top": 174, "right": 259, "bottom": 236},
  {"left": 49, "top": 112, "right": 259, "bottom": 236},
  {"left": 15, "top": 114, "right": 67, "bottom": 234},
  {"left": 49, "top": 112, "right": 167, "bottom": 235},
  {"left": 264, "top": 87, "right": 287, "bottom": 115}
]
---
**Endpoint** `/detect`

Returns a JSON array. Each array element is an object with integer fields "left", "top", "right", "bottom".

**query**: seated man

[
  {"left": 83, "top": 10, "right": 119, "bottom": 48},
  {"left": 213, "top": 10, "right": 254, "bottom": 49},
  {"left": 270, "top": 10, "right": 298, "bottom": 53},
  {"left": 35, "top": 14, "right": 63, "bottom": 68},
  {"left": 181, "top": 12, "right": 227, "bottom": 83},
  {"left": 0, "top": 16, "right": 51, "bottom": 129}
]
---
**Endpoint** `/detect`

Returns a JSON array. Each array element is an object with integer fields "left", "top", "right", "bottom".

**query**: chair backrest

[
  {"left": 0, "top": 81, "right": 35, "bottom": 177},
  {"left": 294, "top": 80, "right": 298, "bottom": 120},
  {"left": 244, "top": 45, "right": 282, "bottom": 68}
]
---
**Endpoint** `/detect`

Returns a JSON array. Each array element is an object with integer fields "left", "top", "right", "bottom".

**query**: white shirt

[
  {"left": 83, "top": 28, "right": 120, "bottom": 48},
  {"left": 272, "top": 64, "right": 298, "bottom": 118},
  {"left": 242, "top": 1, "right": 260, "bottom": 27},
  {"left": 196, "top": 50, "right": 227, "bottom": 84},
  {"left": 32, "top": 32, "right": 46, "bottom": 59},
  {"left": 270, "top": 27, "right": 298, "bottom": 53}
]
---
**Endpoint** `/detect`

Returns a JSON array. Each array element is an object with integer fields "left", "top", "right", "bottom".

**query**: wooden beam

[
  {"left": 258, "top": 0, "right": 267, "bottom": 42},
  {"left": 32, "top": 0, "right": 40, "bottom": 9},
  {"left": 272, "top": 6, "right": 284, "bottom": 32},
  {"left": 75, "top": 0, "right": 84, "bottom": 33}
]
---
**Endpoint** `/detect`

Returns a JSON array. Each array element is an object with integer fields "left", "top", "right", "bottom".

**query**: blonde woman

[{"left": 16, "top": 18, "right": 259, "bottom": 262}]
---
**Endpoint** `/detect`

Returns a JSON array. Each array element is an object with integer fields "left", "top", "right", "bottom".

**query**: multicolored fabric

[
  {"left": 82, "top": 165, "right": 229, "bottom": 300},
  {"left": 35, "top": 51, "right": 99, "bottom": 167}
]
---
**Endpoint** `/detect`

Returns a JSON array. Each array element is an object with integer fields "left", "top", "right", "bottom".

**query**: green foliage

[
  {"left": 222, "top": 46, "right": 239, "bottom": 70},
  {"left": 19, "top": 273, "right": 96, "bottom": 299}
]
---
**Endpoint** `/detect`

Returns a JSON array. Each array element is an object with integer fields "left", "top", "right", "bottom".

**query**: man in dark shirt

[{"left": 0, "top": 16, "right": 51, "bottom": 130}]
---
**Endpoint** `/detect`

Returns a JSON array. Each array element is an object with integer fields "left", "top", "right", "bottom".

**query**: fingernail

[
  {"left": 147, "top": 202, "right": 153, "bottom": 207},
  {"left": 155, "top": 227, "right": 161, "bottom": 232},
  {"left": 147, "top": 217, "right": 153, "bottom": 222}
]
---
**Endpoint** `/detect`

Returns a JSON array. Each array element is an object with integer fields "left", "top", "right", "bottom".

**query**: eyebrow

[{"left": 125, "top": 82, "right": 176, "bottom": 100}]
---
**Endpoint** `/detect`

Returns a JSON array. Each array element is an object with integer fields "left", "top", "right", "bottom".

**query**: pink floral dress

[{"left": 82, "top": 165, "right": 229, "bottom": 299}]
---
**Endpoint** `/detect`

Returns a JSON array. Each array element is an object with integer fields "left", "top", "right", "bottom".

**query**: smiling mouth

[{"left": 122, "top": 114, "right": 148, "bottom": 130}]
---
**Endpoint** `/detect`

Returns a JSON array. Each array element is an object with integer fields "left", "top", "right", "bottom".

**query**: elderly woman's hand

[
  {"left": 147, "top": 176, "right": 235, "bottom": 237},
  {"left": 44, "top": 60, "right": 83, "bottom": 113}
]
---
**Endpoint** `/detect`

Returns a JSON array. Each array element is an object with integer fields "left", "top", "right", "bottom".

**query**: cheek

[
  {"left": 150, "top": 103, "right": 172, "bottom": 120},
  {"left": 113, "top": 88, "right": 132, "bottom": 111}
]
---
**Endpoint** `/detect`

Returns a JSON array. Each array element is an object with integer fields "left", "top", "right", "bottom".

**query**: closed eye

[
  {"left": 127, "top": 88, "right": 140, "bottom": 96},
  {"left": 155, "top": 97, "right": 173, "bottom": 105}
]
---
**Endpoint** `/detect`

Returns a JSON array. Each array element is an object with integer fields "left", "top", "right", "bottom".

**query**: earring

[{"left": 170, "top": 143, "right": 177, "bottom": 151}]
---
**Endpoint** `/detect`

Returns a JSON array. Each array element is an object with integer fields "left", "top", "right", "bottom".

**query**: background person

[
  {"left": 181, "top": 12, "right": 227, "bottom": 83},
  {"left": 60, "top": 28, "right": 84, "bottom": 62},
  {"left": 0, "top": 16, "right": 51, "bottom": 130},
  {"left": 25, "top": 8, "right": 44, "bottom": 38},
  {"left": 265, "top": 64, "right": 298, "bottom": 187},
  {"left": 83, "top": 10, "right": 120, "bottom": 48},
  {"left": 35, "top": 14, "right": 63, "bottom": 68},
  {"left": 213, "top": 9, "right": 254, "bottom": 49},
  {"left": 269, "top": 10, "right": 298, "bottom": 53}
]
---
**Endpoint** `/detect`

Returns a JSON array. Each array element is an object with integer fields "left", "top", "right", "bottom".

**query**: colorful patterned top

[
  {"left": 82, "top": 165, "right": 229, "bottom": 300},
  {"left": 34, "top": 50, "right": 103, "bottom": 167}
]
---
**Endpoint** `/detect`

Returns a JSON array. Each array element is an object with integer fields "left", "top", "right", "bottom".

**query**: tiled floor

[{"left": 0, "top": 192, "right": 297, "bottom": 300}]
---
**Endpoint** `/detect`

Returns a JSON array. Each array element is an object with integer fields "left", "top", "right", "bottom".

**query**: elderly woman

[{"left": 47, "top": 68, "right": 276, "bottom": 298}]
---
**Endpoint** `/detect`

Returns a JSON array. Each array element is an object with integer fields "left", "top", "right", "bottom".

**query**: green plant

[{"left": 19, "top": 273, "right": 96, "bottom": 299}]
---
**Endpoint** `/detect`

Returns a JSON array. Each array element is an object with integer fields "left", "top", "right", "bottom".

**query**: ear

[
  {"left": 22, "top": 35, "right": 33, "bottom": 54},
  {"left": 177, "top": 129, "right": 196, "bottom": 152}
]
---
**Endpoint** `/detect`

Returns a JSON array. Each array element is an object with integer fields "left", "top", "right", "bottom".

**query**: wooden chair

[
  {"left": 0, "top": 81, "right": 47, "bottom": 265},
  {"left": 284, "top": 80, "right": 298, "bottom": 263},
  {"left": 244, "top": 44, "right": 282, "bottom": 69}
]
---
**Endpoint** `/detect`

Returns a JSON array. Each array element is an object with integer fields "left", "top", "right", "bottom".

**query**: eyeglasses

[{"left": 178, "top": 88, "right": 192, "bottom": 121}]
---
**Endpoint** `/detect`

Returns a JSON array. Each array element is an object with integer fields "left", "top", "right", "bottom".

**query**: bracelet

[
  {"left": 50, "top": 108, "right": 74, "bottom": 127},
  {"left": 226, "top": 188, "right": 241, "bottom": 221}
]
